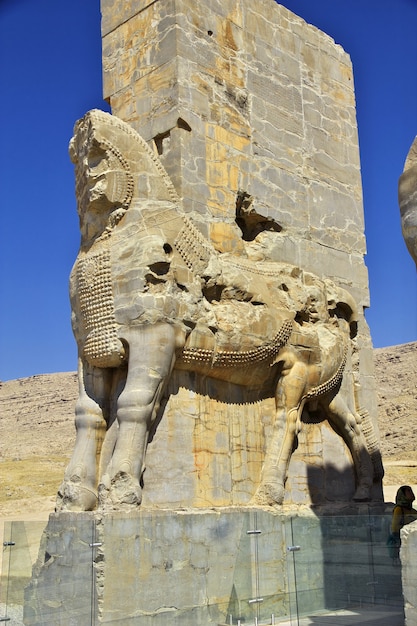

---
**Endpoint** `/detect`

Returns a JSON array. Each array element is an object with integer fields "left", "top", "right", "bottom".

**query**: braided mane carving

[
  {"left": 86, "top": 109, "right": 180, "bottom": 206},
  {"left": 181, "top": 318, "right": 294, "bottom": 367},
  {"left": 304, "top": 344, "right": 347, "bottom": 400}
]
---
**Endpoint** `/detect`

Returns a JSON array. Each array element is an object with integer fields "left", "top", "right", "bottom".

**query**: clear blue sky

[{"left": 0, "top": 0, "right": 416, "bottom": 381}]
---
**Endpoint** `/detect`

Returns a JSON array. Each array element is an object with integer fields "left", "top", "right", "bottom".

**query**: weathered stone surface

[
  {"left": 23, "top": 507, "right": 396, "bottom": 625},
  {"left": 100, "top": 0, "right": 377, "bottom": 446},
  {"left": 101, "top": 0, "right": 365, "bottom": 249},
  {"left": 399, "top": 135, "right": 417, "bottom": 265},
  {"left": 24, "top": 512, "right": 98, "bottom": 625}
]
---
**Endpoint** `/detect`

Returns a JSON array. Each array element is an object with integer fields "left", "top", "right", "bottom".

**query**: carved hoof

[
  {"left": 56, "top": 479, "right": 98, "bottom": 512},
  {"left": 98, "top": 471, "right": 142, "bottom": 509},
  {"left": 352, "top": 485, "right": 371, "bottom": 502},
  {"left": 252, "top": 482, "right": 285, "bottom": 506}
]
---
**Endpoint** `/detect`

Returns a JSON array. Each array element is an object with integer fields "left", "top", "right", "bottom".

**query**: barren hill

[
  {"left": 374, "top": 342, "right": 417, "bottom": 494},
  {"left": 0, "top": 373, "right": 77, "bottom": 520},
  {"left": 0, "top": 342, "right": 416, "bottom": 519},
  {"left": 375, "top": 342, "right": 417, "bottom": 457}
]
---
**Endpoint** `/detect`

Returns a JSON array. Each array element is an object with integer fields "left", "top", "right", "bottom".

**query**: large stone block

[
  {"left": 24, "top": 507, "right": 399, "bottom": 625},
  {"left": 101, "top": 0, "right": 365, "bottom": 254},
  {"left": 25, "top": 509, "right": 292, "bottom": 625}
]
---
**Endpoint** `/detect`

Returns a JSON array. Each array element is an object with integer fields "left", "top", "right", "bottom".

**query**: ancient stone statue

[
  {"left": 57, "top": 109, "right": 378, "bottom": 512},
  {"left": 399, "top": 136, "right": 417, "bottom": 265}
]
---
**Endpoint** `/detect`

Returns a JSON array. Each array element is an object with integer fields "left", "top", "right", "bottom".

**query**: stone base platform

[{"left": 23, "top": 504, "right": 393, "bottom": 625}]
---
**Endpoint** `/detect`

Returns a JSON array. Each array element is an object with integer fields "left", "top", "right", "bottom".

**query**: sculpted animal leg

[
  {"left": 56, "top": 359, "right": 111, "bottom": 511},
  {"left": 99, "top": 323, "right": 177, "bottom": 508},
  {"left": 254, "top": 360, "right": 308, "bottom": 505},
  {"left": 325, "top": 393, "right": 373, "bottom": 501}
]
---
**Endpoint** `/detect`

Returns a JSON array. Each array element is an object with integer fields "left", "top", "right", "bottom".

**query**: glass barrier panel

[
  {"left": 222, "top": 510, "right": 293, "bottom": 626},
  {"left": 286, "top": 513, "right": 405, "bottom": 626},
  {"left": 1, "top": 520, "right": 43, "bottom": 625},
  {"left": 1, "top": 521, "right": 14, "bottom": 623},
  {"left": 3, "top": 516, "right": 98, "bottom": 625},
  {"left": 38, "top": 515, "right": 97, "bottom": 626},
  {"left": 0, "top": 511, "right": 410, "bottom": 625}
]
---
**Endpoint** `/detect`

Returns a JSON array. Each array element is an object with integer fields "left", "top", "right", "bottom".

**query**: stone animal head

[{"left": 69, "top": 109, "right": 179, "bottom": 247}]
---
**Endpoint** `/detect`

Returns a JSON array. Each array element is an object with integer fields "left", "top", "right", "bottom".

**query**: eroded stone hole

[
  {"left": 154, "top": 120, "right": 191, "bottom": 155},
  {"left": 235, "top": 190, "right": 282, "bottom": 241},
  {"left": 154, "top": 131, "right": 170, "bottom": 155},
  {"left": 146, "top": 263, "right": 170, "bottom": 281},
  {"left": 225, "top": 87, "right": 248, "bottom": 111},
  {"left": 177, "top": 118, "right": 191, "bottom": 132},
  {"left": 202, "top": 283, "right": 226, "bottom": 302}
]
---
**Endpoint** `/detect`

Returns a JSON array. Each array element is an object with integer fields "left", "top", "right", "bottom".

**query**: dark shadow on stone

[
  {"left": 307, "top": 463, "right": 355, "bottom": 506},
  {"left": 296, "top": 463, "right": 405, "bottom": 622},
  {"left": 148, "top": 369, "right": 277, "bottom": 445},
  {"left": 235, "top": 190, "right": 282, "bottom": 241}
]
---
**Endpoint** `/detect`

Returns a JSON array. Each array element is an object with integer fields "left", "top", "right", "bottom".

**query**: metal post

[
  {"left": 89, "top": 519, "right": 102, "bottom": 626},
  {"left": 1, "top": 531, "right": 16, "bottom": 624}
]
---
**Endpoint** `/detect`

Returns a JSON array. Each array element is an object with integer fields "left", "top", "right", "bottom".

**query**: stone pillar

[
  {"left": 101, "top": 0, "right": 377, "bottom": 417},
  {"left": 99, "top": 0, "right": 382, "bottom": 505}
]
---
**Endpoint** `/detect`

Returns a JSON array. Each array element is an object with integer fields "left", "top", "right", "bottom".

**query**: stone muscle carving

[
  {"left": 399, "top": 136, "right": 417, "bottom": 265},
  {"left": 57, "top": 109, "right": 376, "bottom": 511},
  {"left": 253, "top": 283, "right": 374, "bottom": 505}
]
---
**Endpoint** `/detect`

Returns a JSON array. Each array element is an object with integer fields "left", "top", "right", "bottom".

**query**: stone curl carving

[
  {"left": 399, "top": 135, "right": 417, "bottom": 265},
  {"left": 57, "top": 109, "right": 379, "bottom": 512}
]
